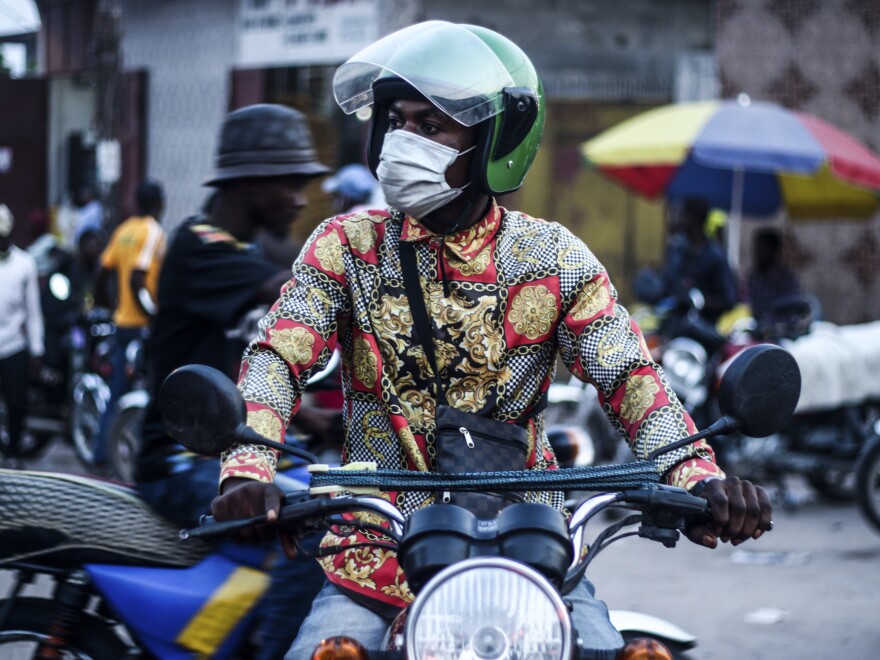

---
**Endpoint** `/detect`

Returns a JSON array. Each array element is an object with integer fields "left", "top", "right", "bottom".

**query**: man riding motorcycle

[{"left": 211, "top": 21, "right": 773, "bottom": 659}]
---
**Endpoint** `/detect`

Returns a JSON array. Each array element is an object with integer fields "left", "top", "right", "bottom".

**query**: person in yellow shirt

[{"left": 93, "top": 180, "right": 166, "bottom": 467}]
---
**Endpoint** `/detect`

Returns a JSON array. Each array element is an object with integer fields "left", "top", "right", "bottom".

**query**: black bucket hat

[{"left": 205, "top": 104, "right": 330, "bottom": 186}]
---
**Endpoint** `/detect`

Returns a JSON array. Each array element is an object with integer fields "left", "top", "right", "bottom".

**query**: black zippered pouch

[{"left": 435, "top": 405, "right": 529, "bottom": 518}]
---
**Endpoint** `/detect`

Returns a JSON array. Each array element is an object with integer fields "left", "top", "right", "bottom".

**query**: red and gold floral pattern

[
  {"left": 222, "top": 201, "right": 724, "bottom": 612},
  {"left": 219, "top": 444, "right": 277, "bottom": 485}
]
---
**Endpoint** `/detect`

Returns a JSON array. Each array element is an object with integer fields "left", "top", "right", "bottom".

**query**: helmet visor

[{"left": 333, "top": 21, "right": 514, "bottom": 127}]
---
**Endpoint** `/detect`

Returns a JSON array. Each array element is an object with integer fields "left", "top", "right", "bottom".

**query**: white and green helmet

[{"left": 333, "top": 21, "right": 545, "bottom": 196}]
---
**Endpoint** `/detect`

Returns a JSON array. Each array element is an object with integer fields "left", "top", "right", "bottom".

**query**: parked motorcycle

[
  {"left": 163, "top": 344, "right": 800, "bottom": 659},
  {"left": 640, "top": 281, "right": 880, "bottom": 505},
  {"left": 546, "top": 377, "right": 623, "bottom": 466},
  {"left": 67, "top": 307, "right": 120, "bottom": 468},
  {"left": 0, "top": 273, "right": 116, "bottom": 464},
  {"left": 855, "top": 415, "right": 880, "bottom": 534},
  {"left": 0, "top": 456, "right": 316, "bottom": 659}
]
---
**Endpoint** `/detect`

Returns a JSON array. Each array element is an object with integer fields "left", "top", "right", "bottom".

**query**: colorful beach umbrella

[{"left": 581, "top": 98, "right": 880, "bottom": 220}]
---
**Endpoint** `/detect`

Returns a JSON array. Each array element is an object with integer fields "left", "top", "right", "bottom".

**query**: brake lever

[
  {"left": 180, "top": 513, "right": 268, "bottom": 541},
  {"left": 618, "top": 486, "right": 712, "bottom": 548},
  {"left": 179, "top": 490, "right": 314, "bottom": 541}
]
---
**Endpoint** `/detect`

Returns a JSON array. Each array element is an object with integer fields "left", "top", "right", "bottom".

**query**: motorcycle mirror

[
  {"left": 159, "top": 365, "right": 246, "bottom": 455},
  {"left": 717, "top": 344, "right": 801, "bottom": 437},
  {"left": 49, "top": 273, "right": 71, "bottom": 301}
]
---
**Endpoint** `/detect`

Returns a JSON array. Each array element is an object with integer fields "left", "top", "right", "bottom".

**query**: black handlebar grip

[
  {"left": 179, "top": 497, "right": 337, "bottom": 541},
  {"left": 179, "top": 513, "right": 268, "bottom": 541}
]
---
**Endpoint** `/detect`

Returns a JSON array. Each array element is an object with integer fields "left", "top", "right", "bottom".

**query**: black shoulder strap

[
  {"left": 400, "top": 233, "right": 547, "bottom": 420},
  {"left": 399, "top": 239, "right": 448, "bottom": 406}
]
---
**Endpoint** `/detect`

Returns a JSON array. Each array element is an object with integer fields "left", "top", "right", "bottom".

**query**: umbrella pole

[{"left": 727, "top": 166, "right": 744, "bottom": 274}]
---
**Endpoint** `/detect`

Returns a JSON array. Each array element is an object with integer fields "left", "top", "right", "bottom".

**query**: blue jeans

[
  {"left": 137, "top": 459, "right": 325, "bottom": 660},
  {"left": 286, "top": 578, "right": 624, "bottom": 659},
  {"left": 93, "top": 326, "right": 145, "bottom": 465}
]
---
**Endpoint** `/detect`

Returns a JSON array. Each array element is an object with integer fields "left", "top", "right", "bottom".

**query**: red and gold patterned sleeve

[
  {"left": 219, "top": 218, "right": 353, "bottom": 488},
  {"left": 554, "top": 225, "right": 724, "bottom": 491}
]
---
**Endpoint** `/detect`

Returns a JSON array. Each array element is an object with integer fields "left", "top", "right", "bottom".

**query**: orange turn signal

[
  {"left": 617, "top": 637, "right": 675, "bottom": 660},
  {"left": 311, "top": 636, "right": 369, "bottom": 660}
]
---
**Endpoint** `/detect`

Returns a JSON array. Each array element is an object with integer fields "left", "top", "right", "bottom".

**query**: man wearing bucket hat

[
  {"left": 135, "top": 104, "right": 330, "bottom": 657},
  {"left": 0, "top": 204, "right": 45, "bottom": 469},
  {"left": 211, "top": 23, "right": 773, "bottom": 658}
]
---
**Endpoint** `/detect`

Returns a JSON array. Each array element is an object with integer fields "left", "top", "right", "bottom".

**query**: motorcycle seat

[{"left": 0, "top": 469, "right": 211, "bottom": 569}]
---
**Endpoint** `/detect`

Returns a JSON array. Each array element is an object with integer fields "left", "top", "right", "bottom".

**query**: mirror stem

[
  {"left": 235, "top": 424, "right": 321, "bottom": 464},
  {"left": 647, "top": 416, "right": 739, "bottom": 461}
]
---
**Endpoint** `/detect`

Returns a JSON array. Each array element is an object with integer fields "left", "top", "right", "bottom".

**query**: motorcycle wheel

[
  {"left": 0, "top": 597, "right": 130, "bottom": 658},
  {"left": 856, "top": 439, "right": 880, "bottom": 534},
  {"left": 0, "top": 403, "right": 54, "bottom": 459},
  {"left": 0, "top": 429, "right": 53, "bottom": 460},
  {"left": 69, "top": 373, "right": 110, "bottom": 467},
  {"left": 107, "top": 405, "right": 144, "bottom": 483},
  {"left": 807, "top": 468, "right": 856, "bottom": 502}
]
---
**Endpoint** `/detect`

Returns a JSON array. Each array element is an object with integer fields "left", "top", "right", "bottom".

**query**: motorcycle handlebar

[{"left": 180, "top": 494, "right": 406, "bottom": 542}]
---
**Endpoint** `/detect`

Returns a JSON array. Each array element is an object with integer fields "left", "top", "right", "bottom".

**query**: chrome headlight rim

[
  {"left": 662, "top": 337, "right": 708, "bottom": 391},
  {"left": 404, "top": 556, "right": 573, "bottom": 660}
]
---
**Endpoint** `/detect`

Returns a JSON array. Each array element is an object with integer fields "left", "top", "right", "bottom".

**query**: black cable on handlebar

[
  {"left": 562, "top": 513, "right": 642, "bottom": 594},
  {"left": 582, "top": 514, "right": 642, "bottom": 567}
]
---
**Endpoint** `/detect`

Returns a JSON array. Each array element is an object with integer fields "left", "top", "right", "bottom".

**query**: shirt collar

[{"left": 399, "top": 199, "right": 502, "bottom": 262}]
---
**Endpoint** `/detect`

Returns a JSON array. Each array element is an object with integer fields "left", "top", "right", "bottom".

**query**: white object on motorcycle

[
  {"left": 783, "top": 320, "right": 880, "bottom": 413},
  {"left": 117, "top": 388, "right": 149, "bottom": 412},
  {"left": 609, "top": 609, "right": 697, "bottom": 645},
  {"left": 309, "top": 461, "right": 378, "bottom": 495}
]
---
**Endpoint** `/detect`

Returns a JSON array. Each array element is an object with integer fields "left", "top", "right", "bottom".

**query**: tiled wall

[
  {"left": 120, "top": 0, "right": 237, "bottom": 232},
  {"left": 716, "top": 0, "right": 880, "bottom": 324}
]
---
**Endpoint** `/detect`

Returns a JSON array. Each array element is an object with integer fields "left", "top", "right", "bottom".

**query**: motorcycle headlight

[
  {"left": 662, "top": 338, "right": 708, "bottom": 393},
  {"left": 405, "top": 557, "right": 572, "bottom": 660}
]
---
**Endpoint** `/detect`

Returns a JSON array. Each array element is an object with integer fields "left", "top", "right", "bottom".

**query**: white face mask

[{"left": 376, "top": 130, "right": 474, "bottom": 220}]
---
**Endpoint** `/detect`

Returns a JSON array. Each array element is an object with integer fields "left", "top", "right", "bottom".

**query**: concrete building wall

[
  {"left": 716, "top": 0, "right": 880, "bottom": 324},
  {"left": 120, "top": 0, "right": 237, "bottom": 229},
  {"left": 422, "top": 0, "right": 714, "bottom": 102}
]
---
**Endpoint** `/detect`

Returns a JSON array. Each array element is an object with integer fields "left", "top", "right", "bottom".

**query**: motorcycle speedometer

[{"left": 405, "top": 557, "right": 571, "bottom": 660}]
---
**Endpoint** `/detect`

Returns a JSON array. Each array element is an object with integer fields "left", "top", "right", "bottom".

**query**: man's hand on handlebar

[
  {"left": 212, "top": 477, "right": 285, "bottom": 545},
  {"left": 685, "top": 476, "right": 773, "bottom": 549}
]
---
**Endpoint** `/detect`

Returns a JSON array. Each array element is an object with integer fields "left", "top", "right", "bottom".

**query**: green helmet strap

[{"left": 492, "top": 87, "right": 539, "bottom": 160}]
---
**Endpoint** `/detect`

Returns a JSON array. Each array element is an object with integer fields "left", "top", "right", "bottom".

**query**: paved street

[
  {"left": 10, "top": 441, "right": 880, "bottom": 659},
  {"left": 591, "top": 478, "right": 880, "bottom": 659}
]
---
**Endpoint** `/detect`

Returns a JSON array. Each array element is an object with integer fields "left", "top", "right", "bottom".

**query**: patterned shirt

[{"left": 221, "top": 201, "right": 723, "bottom": 612}]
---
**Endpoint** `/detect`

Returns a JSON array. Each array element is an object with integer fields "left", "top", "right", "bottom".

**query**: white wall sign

[
  {"left": 96, "top": 139, "right": 121, "bottom": 184},
  {"left": 238, "top": 0, "right": 380, "bottom": 67},
  {"left": 0, "top": 147, "right": 11, "bottom": 173}
]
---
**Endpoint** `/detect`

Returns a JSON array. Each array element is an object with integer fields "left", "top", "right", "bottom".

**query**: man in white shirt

[{"left": 0, "top": 204, "right": 45, "bottom": 468}]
